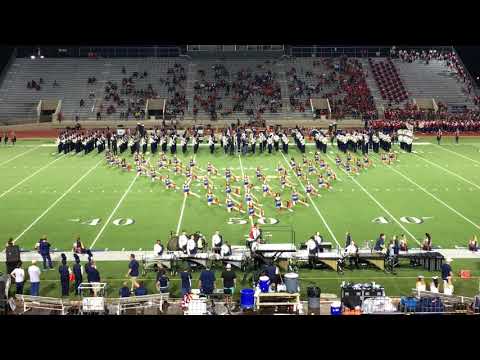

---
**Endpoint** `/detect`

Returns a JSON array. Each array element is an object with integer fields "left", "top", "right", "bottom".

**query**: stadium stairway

[{"left": 393, "top": 58, "right": 475, "bottom": 110}]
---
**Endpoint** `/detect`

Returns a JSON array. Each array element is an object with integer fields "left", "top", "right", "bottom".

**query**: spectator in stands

[
  {"left": 119, "top": 282, "right": 130, "bottom": 298},
  {"left": 415, "top": 275, "right": 426, "bottom": 292},
  {"left": 80, "top": 99, "right": 85, "bottom": 107},
  {"left": 10, "top": 262, "right": 25, "bottom": 295},
  {"left": 199, "top": 265, "right": 215, "bottom": 295},
  {"left": 5, "top": 238, "right": 21, "bottom": 275},
  {"left": 468, "top": 235, "right": 478, "bottom": 252},
  {"left": 134, "top": 281, "right": 148, "bottom": 296},
  {"left": 53, "top": 80, "right": 59, "bottom": 87},
  {"left": 97, "top": 112, "right": 101, "bottom": 120},
  {"left": 35, "top": 236, "right": 53, "bottom": 270},
  {"left": 28, "top": 260, "right": 41, "bottom": 296},
  {"left": 126, "top": 254, "right": 140, "bottom": 291}
]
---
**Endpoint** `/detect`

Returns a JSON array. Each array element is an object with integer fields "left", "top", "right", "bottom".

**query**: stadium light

[
  {"left": 30, "top": 55, "right": 36, "bottom": 60},
  {"left": 40, "top": 55, "right": 44, "bottom": 59}
]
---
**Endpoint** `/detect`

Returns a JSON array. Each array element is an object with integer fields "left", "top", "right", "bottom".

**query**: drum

[
  {"left": 167, "top": 235, "right": 179, "bottom": 251},
  {"left": 258, "top": 276, "right": 270, "bottom": 293},
  {"left": 240, "top": 289, "right": 255, "bottom": 310},
  {"left": 284, "top": 273, "right": 299, "bottom": 294},
  {"left": 330, "top": 301, "right": 342, "bottom": 316}
]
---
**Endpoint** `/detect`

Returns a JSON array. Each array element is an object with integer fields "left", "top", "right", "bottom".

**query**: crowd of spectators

[
  {"left": 161, "top": 63, "right": 188, "bottom": 118},
  {"left": 287, "top": 56, "right": 377, "bottom": 119},
  {"left": 193, "top": 61, "right": 282, "bottom": 121}
]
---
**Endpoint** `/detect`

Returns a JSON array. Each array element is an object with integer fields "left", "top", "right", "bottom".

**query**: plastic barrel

[
  {"left": 307, "top": 286, "right": 321, "bottom": 315},
  {"left": 240, "top": 288, "right": 255, "bottom": 310},
  {"left": 258, "top": 276, "right": 270, "bottom": 293},
  {"left": 284, "top": 273, "right": 299, "bottom": 294},
  {"left": 331, "top": 301, "right": 342, "bottom": 316}
]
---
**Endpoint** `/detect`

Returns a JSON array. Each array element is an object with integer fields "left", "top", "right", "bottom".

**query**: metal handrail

[{"left": 451, "top": 46, "right": 479, "bottom": 97}]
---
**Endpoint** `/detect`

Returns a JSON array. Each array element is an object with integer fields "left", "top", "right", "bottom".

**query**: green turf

[{"left": 1, "top": 137, "right": 480, "bottom": 299}]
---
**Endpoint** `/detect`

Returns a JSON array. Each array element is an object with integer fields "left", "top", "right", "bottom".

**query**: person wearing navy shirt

[
  {"left": 134, "top": 281, "right": 148, "bottom": 296},
  {"left": 72, "top": 254, "right": 83, "bottom": 296},
  {"left": 87, "top": 262, "right": 101, "bottom": 296},
  {"left": 374, "top": 234, "right": 386, "bottom": 252},
  {"left": 58, "top": 254, "right": 70, "bottom": 297},
  {"left": 119, "top": 282, "right": 130, "bottom": 297},
  {"left": 156, "top": 269, "right": 170, "bottom": 294},
  {"left": 199, "top": 266, "right": 215, "bottom": 295},
  {"left": 441, "top": 258, "right": 453, "bottom": 283},
  {"left": 180, "top": 268, "right": 192, "bottom": 296},
  {"left": 127, "top": 254, "right": 140, "bottom": 291},
  {"left": 37, "top": 236, "right": 53, "bottom": 270}
]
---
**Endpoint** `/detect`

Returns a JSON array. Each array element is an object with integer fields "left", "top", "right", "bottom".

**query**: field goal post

[{"left": 260, "top": 225, "right": 296, "bottom": 246}]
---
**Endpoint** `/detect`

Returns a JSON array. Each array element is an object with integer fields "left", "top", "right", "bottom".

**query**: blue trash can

[{"left": 240, "top": 288, "right": 255, "bottom": 310}]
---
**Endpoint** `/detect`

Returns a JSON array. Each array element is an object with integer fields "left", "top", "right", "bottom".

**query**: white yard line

[
  {"left": 238, "top": 154, "right": 254, "bottom": 226},
  {"left": 434, "top": 143, "right": 480, "bottom": 166},
  {"left": 14, "top": 159, "right": 103, "bottom": 244},
  {"left": 90, "top": 157, "right": 151, "bottom": 248},
  {"left": 175, "top": 154, "right": 196, "bottom": 235},
  {"left": 0, "top": 145, "right": 41, "bottom": 167},
  {"left": 413, "top": 153, "right": 480, "bottom": 190},
  {"left": 325, "top": 154, "right": 421, "bottom": 245},
  {"left": 384, "top": 158, "right": 480, "bottom": 231},
  {"left": 0, "top": 154, "right": 65, "bottom": 199},
  {"left": 280, "top": 151, "right": 340, "bottom": 248}
]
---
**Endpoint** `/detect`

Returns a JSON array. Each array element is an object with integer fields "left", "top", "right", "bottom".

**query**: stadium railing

[
  {"left": 108, "top": 293, "right": 170, "bottom": 315},
  {"left": 15, "top": 294, "right": 69, "bottom": 315}
]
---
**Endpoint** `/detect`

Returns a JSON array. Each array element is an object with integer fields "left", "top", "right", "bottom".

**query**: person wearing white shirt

[
  {"left": 443, "top": 276, "right": 454, "bottom": 295},
  {"left": 153, "top": 240, "right": 164, "bottom": 256},
  {"left": 430, "top": 277, "right": 439, "bottom": 293},
  {"left": 212, "top": 231, "right": 223, "bottom": 254},
  {"left": 186, "top": 236, "right": 197, "bottom": 255},
  {"left": 415, "top": 275, "right": 426, "bottom": 293},
  {"left": 178, "top": 232, "right": 188, "bottom": 252},
  {"left": 345, "top": 241, "right": 359, "bottom": 269},
  {"left": 28, "top": 260, "right": 41, "bottom": 296},
  {"left": 220, "top": 242, "right": 232, "bottom": 257},
  {"left": 10, "top": 262, "right": 25, "bottom": 295},
  {"left": 314, "top": 232, "right": 323, "bottom": 245}
]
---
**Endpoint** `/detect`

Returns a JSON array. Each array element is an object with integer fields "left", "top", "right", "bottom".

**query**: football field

[{"left": 1, "top": 136, "right": 480, "bottom": 254}]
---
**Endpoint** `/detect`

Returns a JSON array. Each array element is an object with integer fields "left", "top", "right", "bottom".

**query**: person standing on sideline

[
  {"left": 10, "top": 262, "right": 25, "bottom": 295},
  {"left": 345, "top": 232, "right": 352, "bottom": 248},
  {"left": 126, "top": 254, "right": 140, "bottom": 292},
  {"left": 436, "top": 129, "right": 442, "bottom": 145},
  {"left": 156, "top": 267, "right": 170, "bottom": 294},
  {"left": 5, "top": 238, "right": 21, "bottom": 275},
  {"left": 441, "top": 258, "right": 453, "bottom": 287},
  {"left": 72, "top": 254, "right": 83, "bottom": 296},
  {"left": 28, "top": 260, "right": 41, "bottom": 296},
  {"left": 455, "top": 128, "right": 460, "bottom": 144},
  {"left": 221, "top": 264, "right": 237, "bottom": 306},
  {"left": 199, "top": 265, "right": 216, "bottom": 295},
  {"left": 36, "top": 236, "right": 53, "bottom": 270},
  {"left": 179, "top": 267, "right": 192, "bottom": 296},
  {"left": 87, "top": 261, "right": 101, "bottom": 296},
  {"left": 58, "top": 254, "right": 70, "bottom": 297}
]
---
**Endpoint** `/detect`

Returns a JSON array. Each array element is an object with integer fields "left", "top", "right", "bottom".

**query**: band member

[
  {"left": 208, "top": 134, "right": 215, "bottom": 154},
  {"left": 374, "top": 233, "right": 386, "bottom": 253},
  {"left": 226, "top": 195, "right": 244, "bottom": 213},
  {"left": 206, "top": 189, "right": 219, "bottom": 206},
  {"left": 181, "top": 135, "right": 188, "bottom": 154},
  {"left": 164, "top": 175, "right": 176, "bottom": 190},
  {"left": 290, "top": 188, "right": 309, "bottom": 207},
  {"left": 455, "top": 128, "right": 460, "bottom": 144},
  {"left": 436, "top": 129, "right": 442, "bottom": 145},
  {"left": 344, "top": 240, "right": 359, "bottom": 269},
  {"left": 305, "top": 181, "right": 319, "bottom": 197}
]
